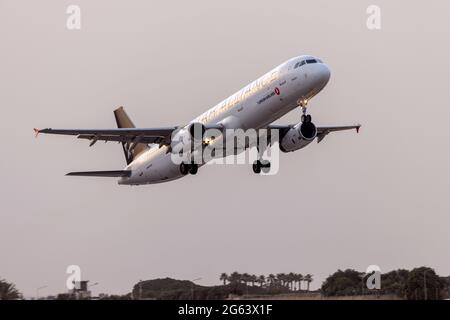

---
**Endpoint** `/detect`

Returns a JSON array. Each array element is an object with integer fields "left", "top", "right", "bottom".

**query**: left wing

[
  {"left": 315, "top": 124, "right": 361, "bottom": 143},
  {"left": 268, "top": 124, "right": 361, "bottom": 143}
]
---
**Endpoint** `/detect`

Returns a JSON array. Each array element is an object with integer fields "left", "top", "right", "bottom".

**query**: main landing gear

[
  {"left": 252, "top": 136, "right": 271, "bottom": 174},
  {"left": 252, "top": 160, "right": 271, "bottom": 174},
  {"left": 180, "top": 162, "right": 198, "bottom": 175}
]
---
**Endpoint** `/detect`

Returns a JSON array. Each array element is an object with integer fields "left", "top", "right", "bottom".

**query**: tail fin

[{"left": 114, "top": 106, "right": 149, "bottom": 164}]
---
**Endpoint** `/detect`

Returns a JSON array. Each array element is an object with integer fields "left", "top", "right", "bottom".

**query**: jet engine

[
  {"left": 279, "top": 121, "right": 317, "bottom": 152},
  {"left": 171, "top": 122, "right": 205, "bottom": 147}
]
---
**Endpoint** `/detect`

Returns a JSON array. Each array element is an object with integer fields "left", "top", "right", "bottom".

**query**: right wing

[
  {"left": 34, "top": 127, "right": 178, "bottom": 146},
  {"left": 66, "top": 170, "right": 131, "bottom": 177},
  {"left": 34, "top": 124, "right": 225, "bottom": 147}
]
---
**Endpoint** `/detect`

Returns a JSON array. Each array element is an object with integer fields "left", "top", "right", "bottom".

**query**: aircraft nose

[{"left": 317, "top": 63, "right": 331, "bottom": 87}]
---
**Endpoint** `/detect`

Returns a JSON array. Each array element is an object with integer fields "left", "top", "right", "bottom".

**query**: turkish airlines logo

[{"left": 257, "top": 87, "right": 281, "bottom": 105}]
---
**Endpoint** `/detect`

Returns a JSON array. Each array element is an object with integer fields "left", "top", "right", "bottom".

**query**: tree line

[
  {"left": 219, "top": 272, "right": 313, "bottom": 291},
  {"left": 2, "top": 266, "right": 449, "bottom": 300},
  {"left": 321, "top": 267, "right": 449, "bottom": 299}
]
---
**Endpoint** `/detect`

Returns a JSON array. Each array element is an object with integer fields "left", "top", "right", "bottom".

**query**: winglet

[
  {"left": 356, "top": 125, "right": 361, "bottom": 133},
  {"left": 33, "top": 128, "right": 40, "bottom": 138}
]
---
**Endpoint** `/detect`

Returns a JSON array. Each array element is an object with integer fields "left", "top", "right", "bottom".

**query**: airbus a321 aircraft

[{"left": 35, "top": 55, "right": 360, "bottom": 185}]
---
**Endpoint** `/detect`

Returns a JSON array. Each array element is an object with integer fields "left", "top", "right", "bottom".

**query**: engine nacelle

[
  {"left": 171, "top": 122, "right": 205, "bottom": 149},
  {"left": 170, "top": 123, "right": 206, "bottom": 159},
  {"left": 279, "top": 121, "right": 317, "bottom": 152}
]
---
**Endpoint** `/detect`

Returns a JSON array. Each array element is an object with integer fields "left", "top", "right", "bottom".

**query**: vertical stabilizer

[{"left": 113, "top": 106, "right": 149, "bottom": 164}]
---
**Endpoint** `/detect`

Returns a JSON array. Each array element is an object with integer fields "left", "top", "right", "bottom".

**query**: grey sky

[{"left": 1, "top": 0, "right": 449, "bottom": 297}]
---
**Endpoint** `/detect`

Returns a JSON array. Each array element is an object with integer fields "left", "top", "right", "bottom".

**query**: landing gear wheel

[
  {"left": 253, "top": 160, "right": 271, "bottom": 174},
  {"left": 189, "top": 163, "right": 198, "bottom": 175},
  {"left": 260, "top": 160, "right": 271, "bottom": 174},
  {"left": 180, "top": 162, "right": 190, "bottom": 175},
  {"left": 301, "top": 114, "right": 312, "bottom": 123},
  {"left": 252, "top": 160, "right": 262, "bottom": 174}
]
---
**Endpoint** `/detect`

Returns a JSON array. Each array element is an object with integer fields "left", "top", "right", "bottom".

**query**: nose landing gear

[
  {"left": 299, "top": 100, "right": 312, "bottom": 123},
  {"left": 301, "top": 113, "right": 312, "bottom": 123}
]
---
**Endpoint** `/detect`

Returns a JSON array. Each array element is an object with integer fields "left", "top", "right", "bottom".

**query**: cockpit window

[
  {"left": 294, "top": 60, "right": 307, "bottom": 69},
  {"left": 294, "top": 59, "right": 323, "bottom": 69}
]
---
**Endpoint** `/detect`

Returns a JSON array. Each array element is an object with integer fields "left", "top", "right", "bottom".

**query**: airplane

[{"left": 35, "top": 55, "right": 360, "bottom": 185}]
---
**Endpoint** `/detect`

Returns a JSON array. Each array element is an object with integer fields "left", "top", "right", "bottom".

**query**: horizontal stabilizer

[{"left": 66, "top": 170, "right": 131, "bottom": 177}]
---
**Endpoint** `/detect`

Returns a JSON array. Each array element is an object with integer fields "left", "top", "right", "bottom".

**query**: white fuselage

[{"left": 119, "top": 55, "right": 331, "bottom": 185}]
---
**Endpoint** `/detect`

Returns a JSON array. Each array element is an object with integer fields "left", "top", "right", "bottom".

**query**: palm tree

[
  {"left": 288, "top": 273, "right": 296, "bottom": 291},
  {"left": 242, "top": 273, "right": 251, "bottom": 286},
  {"left": 296, "top": 273, "right": 304, "bottom": 291},
  {"left": 304, "top": 274, "right": 313, "bottom": 291},
  {"left": 229, "top": 271, "right": 241, "bottom": 284},
  {"left": 0, "top": 279, "right": 21, "bottom": 300},
  {"left": 220, "top": 273, "right": 228, "bottom": 285},
  {"left": 267, "top": 274, "right": 276, "bottom": 287},
  {"left": 257, "top": 275, "right": 266, "bottom": 287},
  {"left": 250, "top": 275, "right": 257, "bottom": 287},
  {"left": 277, "top": 273, "right": 287, "bottom": 287}
]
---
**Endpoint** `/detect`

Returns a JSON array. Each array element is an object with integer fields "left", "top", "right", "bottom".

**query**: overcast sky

[{"left": 1, "top": 0, "right": 449, "bottom": 297}]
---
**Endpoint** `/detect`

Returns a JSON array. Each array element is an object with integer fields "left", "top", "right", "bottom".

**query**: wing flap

[{"left": 76, "top": 134, "right": 161, "bottom": 144}]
